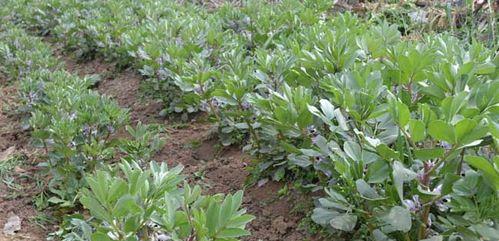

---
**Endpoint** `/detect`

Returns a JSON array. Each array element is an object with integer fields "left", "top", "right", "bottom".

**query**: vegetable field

[{"left": 0, "top": 0, "right": 498, "bottom": 240}]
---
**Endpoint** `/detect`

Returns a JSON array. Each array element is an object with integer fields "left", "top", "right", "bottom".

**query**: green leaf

[
  {"left": 311, "top": 208, "right": 338, "bottom": 226},
  {"left": 220, "top": 193, "right": 234, "bottom": 227},
  {"left": 373, "top": 229, "right": 395, "bottom": 241},
  {"left": 455, "top": 119, "right": 477, "bottom": 140},
  {"left": 465, "top": 156, "right": 499, "bottom": 190},
  {"left": 344, "top": 141, "right": 362, "bottom": 162},
  {"left": 475, "top": 62, "right": 496, "bottom": 75},
  {"left": 319, "top": 99, "right": 335, "bottom": 120},
  {"left": 217, "top": 228, "right": 251, "bottom": 238},
  {"left": 206, "top": 201, "right": 220, "bottom": 235},
  {"left": 113, "top": 195, "right": 142, "bottom": 217},
  {"left": 325, "top": 188, "right": 348, "bottom": 204},
  {"left": 414, "top": 148, "right": 445, "bottom": 161},
  {"left": 441, "top": 173, "right": 460, "bottom": 195},
  {"left": 318, "top": 198, "right": 349, "bottom": 211},
  {"left": 472, "top": 224, "right": 499, "bottom": 240},
  {"left": 428, "top": 120, "right": 455, "bottom": 144},
  {"left": 392, "top": 161, "right": 417, "bottom": 201},
  {"left": 107, "top": 179, "right": 128, "bottom": 203},
  {"left": 231, "top": 191, "right": 244, "bottom": 214},
  {"left": 227, "top": 214, "right": 255, "bottom": 228},
  {"left": 376, "top": 144, "right": 400, "bottom": 161},
  {"left": 395, "top": 101, "right": 410, "bottom": 127},
  {"left": 86, "top": 171, "right": 109, "bottom": 206},
  {"left": 456, "top": 119, "right": 488, "bottom": 146},
  {"left": 124, "top": 217, "right": 140, "bottom": 233},
  {"left": 300, "top": 149, "right": 322, "bottom": 157},
  {"left": 288, "top": 154, "right": 312, "bottom": 167},
  {"left": 329, "top": 214, "right": 357, "bottom": 232},
  {"left": 356, "top": 179, "right": 382, "bottom": 200},
  {"left": 408, "top": 119, "right": 425, "bottom": 142},
  {"left": 334, "top": 109, "right": 349, "bottom": 131},
  {"left": 367, "top": 160, "right": 390, "bottom": 183},
  {"left": 383, "top": 206, "right": 412, "bottom": 233},
  {"left": 80, "top": 195, "right": 112, "bottom": 223},
  {"left": 91, "top": 232, "right": 113, "bottom": 241},
  {"left": 452, "top": 170, "right": 480, "bottom": 196}
]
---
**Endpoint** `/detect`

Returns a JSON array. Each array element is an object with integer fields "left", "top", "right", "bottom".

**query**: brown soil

[
  {"left": 0, "top": 80, "right": 54, "bottom": 240},
  {"left": 59, "top": 51, "right": 320, "bottom": 240}
]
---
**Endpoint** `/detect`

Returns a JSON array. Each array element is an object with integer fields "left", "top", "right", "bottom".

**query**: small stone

[
  {"left": 3, "top": 213, "right": 21, "bottom": 235},
  {"left": 257, "top": 178, "right": 269, "bottom": 187}
]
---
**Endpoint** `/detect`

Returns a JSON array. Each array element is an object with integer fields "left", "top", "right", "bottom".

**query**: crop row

[
  {"left": 0, "top": 23, "right": 253, "bottom": 241},
  {"left": 2, "top": 0, "right": 499, "bottom": 240}
]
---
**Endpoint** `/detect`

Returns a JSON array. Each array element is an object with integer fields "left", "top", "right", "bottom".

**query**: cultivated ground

[{"left": 0, "top": 42, "right": 320, "bottom": 241}]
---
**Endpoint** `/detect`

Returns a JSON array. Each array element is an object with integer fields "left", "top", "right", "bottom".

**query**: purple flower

[
  {"left": 426, "top": 160, "right": 435, "bottom": 169},
  {"left": 193, "top": 85, "right": 203, "bottom": 94},
  {"left": 417, "top": 170, "right": 425, "bottom": 183},
  {"left": 241, "top": 101, "right": 251, "bottom": 110},
  {"left": 440, "top": 141, "right": 451, "bottom": 150},
  {"left": 82, "top": 125, "right": 91, "bottom": 136},
  {"left": 403, "top": 195, "right": 422, "bottom": 212},
  {"left": 107, "top": 125, "right": 115, "bottom": 133},
  {"left": 433, "top": 184, "right": 442, "bottom": 195},
  {"left": 311, "top": 135, "right": 320, "bottom": 145},
  {"left": 156, "top": 234, "right": 171, "bottom": 241},
  {"left": 307, "top": 125, "right": 318, "bottom": 136}
]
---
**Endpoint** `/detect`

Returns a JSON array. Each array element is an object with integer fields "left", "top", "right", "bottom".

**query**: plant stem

[
  {"left": 237, "top": 102, "right": 261, "bottom": 152},
  {"left": 183, "top": 201, "right": 197, "bottom": 240},
  {"left": 487, "top": 0, "right": 496, "bottom": 44},
  {"left": 404, "top": 232, "right": 412, "bottom": 241},
  {"left": 456, "top": 149, "right": 465, "bottom": 175},
  {"left": 245, "top": 117, "right": 261, "bottom": 150},
  {"left": 418, "top": 206, "right": 431, "bottom": 239},
  {"left": 418, "top": 156, "right": 436, "bottom": 238},
  {"left": 400, "top": 127, "right": 417, "bottom": 149},
  {"left": 417, "top": 146, "right": 457, "bottom": 239},
  {"left": 426, "top": 146, "right": 457, "bottom": 176}
]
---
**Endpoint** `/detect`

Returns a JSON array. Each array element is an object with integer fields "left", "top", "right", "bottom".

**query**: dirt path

[
  {"left": 0, "top": 76, "right": 53, "bottom": 240},
  {"left": 61, "top": 51, "right": 320, "bottom": 240}
]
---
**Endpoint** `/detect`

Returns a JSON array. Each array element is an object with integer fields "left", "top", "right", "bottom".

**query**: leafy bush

[
  {"left": 0, "top": 25, "right": 129, "bottom": 206},
  {"left": 0, "top": 20, "right": 254, "bottom": 241},
  {"left": 0, "top": 25, "right": 60, "bottom": 81},
  {"left": 306, "top": 39, "right": 498, "bottom": 240},
  {"left": 78, "top": 160, "right": 254, "bottom": 241}
]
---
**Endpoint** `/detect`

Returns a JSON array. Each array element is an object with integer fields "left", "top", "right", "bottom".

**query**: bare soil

[{"left": 0, "top": 79, "right": 53, "bottom": 241}]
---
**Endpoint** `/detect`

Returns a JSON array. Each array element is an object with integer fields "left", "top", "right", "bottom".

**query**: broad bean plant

[
  {"left": 78, "top": 160, "right": 253, "bottom": 241},
  {"left": 0, "top": 21, "right": 253, "bottom": 240},
  {"left": 2, "top": 0, "right": 497, "bottom": 240}
]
